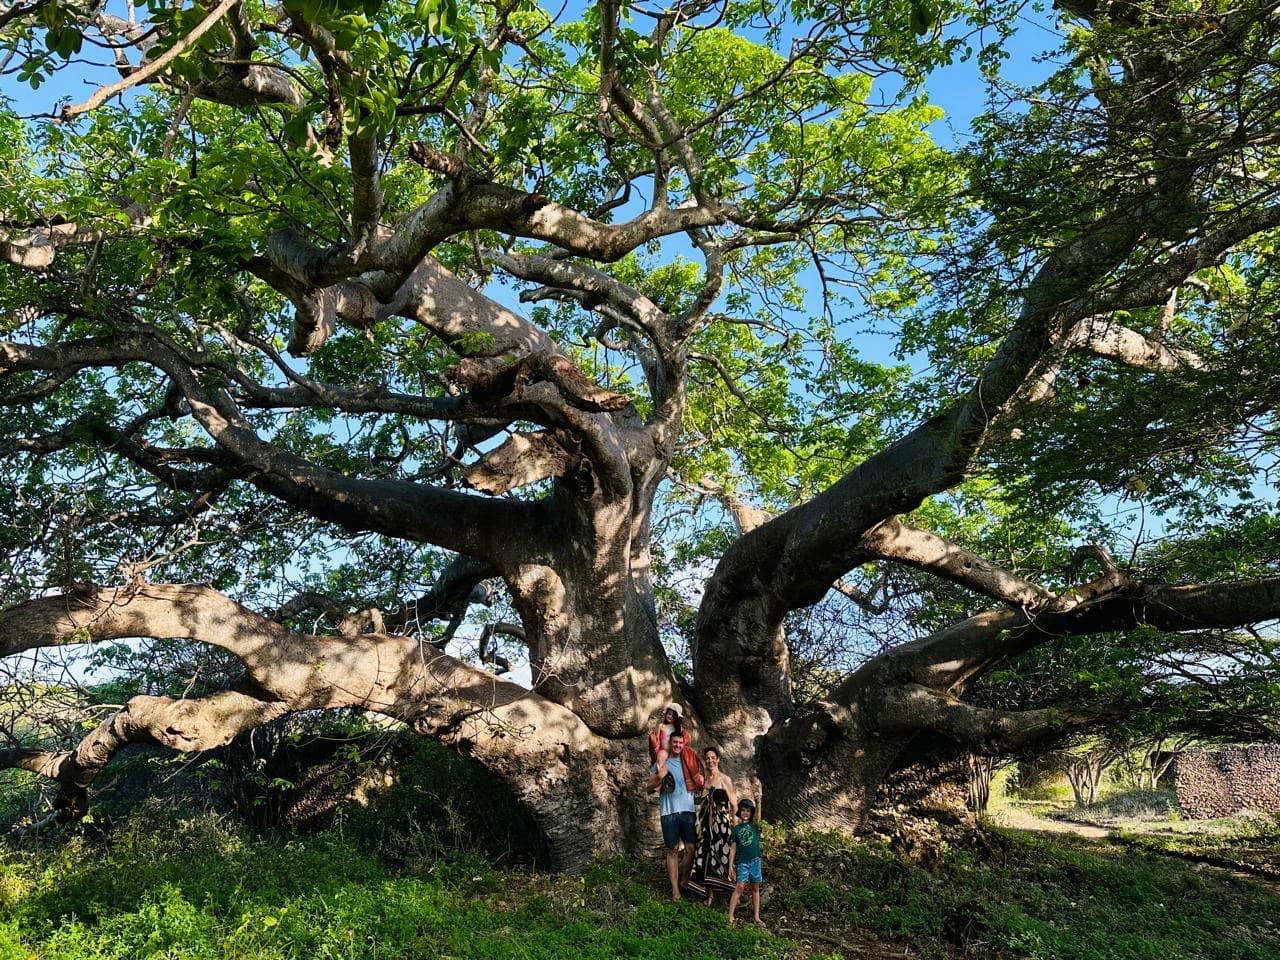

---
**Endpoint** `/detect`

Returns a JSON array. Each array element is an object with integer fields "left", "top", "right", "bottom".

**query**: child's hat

[{"left": 738, "top": 797, "right": 756, "bottom": 812}]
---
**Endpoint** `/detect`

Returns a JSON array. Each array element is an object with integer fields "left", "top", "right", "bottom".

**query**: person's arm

[
  {"left": 686, "top": 749, "right": 705, "bottom": 791},
  {"left": 725, "top": 776, "right": 738, "bottom": 811}
]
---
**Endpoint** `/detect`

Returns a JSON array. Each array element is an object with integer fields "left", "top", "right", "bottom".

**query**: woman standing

[
  {"left": 702, "top": 746, "right": 737, "bottom": 811},
  {"left": 687, "top": 745, "right": 737, "bottom": 904}
]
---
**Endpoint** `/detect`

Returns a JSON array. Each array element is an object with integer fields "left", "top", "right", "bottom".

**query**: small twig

[{"left": 688, "top": 350, "right": 792, "bottom": 434}]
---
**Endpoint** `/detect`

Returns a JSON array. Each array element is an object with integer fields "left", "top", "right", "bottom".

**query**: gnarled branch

[
  {"left": 461, "top": 430, "right": 578, "bottom": 495},
  {"left": 877, "top": 684, "right": 1124, "bottom": 754}
]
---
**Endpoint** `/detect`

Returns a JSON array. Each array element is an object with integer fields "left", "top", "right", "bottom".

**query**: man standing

[{"left": 649, "top": 730, "right": 698, "bottom": 900}]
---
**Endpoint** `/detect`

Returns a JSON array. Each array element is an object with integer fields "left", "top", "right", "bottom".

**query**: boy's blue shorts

[{"left": 735, "top": 857, "right": 762, "bottom": 884}]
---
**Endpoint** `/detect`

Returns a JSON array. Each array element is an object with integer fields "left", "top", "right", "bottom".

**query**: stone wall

[{"left": 1174, "top": 743, "right": 1280, "bottom": 819}]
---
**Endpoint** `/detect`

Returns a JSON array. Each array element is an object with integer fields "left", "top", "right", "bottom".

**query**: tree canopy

[{"left": 2, "top": 0, "right": 1279, "bottom": 869}]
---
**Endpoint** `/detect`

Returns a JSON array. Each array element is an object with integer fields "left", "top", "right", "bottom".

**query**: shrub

[{"left": 343, "top": 737, "right": 546, "bottom": 866}]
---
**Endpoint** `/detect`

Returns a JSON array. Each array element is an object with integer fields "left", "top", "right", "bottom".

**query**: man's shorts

[
  {"left": 735, "top": 857, "right": 763, "bottom": 884},
  {"left": 660, "top": 811, "right": 696, "bottom": 849}
]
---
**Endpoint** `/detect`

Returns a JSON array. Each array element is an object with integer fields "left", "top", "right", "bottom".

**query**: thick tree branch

[
  {"left": 1104, "top": 203, "right": 1280, "bottom": 311},
  {"left": 861, "top": 518, "right": 1054, "bottom": 610},
  {"left": 0, "top": 580, "right": 601, "bottom": 866},
  {"left": 461, "top": 430, "right": 578, "bottom": 495},
  {"left": 3, "top": 688, "right": 286, "bottom": 828},
  {"left": 877, "top": 684, "right": 1122, "bottom": 754},
  {"left": 0, "top": 208, "right": 148, "bottom": 269},
  {"left": 0, "top": 332, "right": 545, "bottom": 561},
  {"left": 684, "top": 478, "right": 886, "bottom": 609},
  {"left": 273, "top": 590, "right": 359, "bottom": 626},
  {"left": 277, "top": 162, "right": 725, "bottom": 295},
  {"left": 347, "top": 131, "right": 383, "bottom": 255},
  {"left": 865, "top": 572, "right": 1280, "bottom": 697},
  {"left": 60, "top": 0, "right": 239, "bottom": 121},
  {"left": 493, "top": 252, "right": 669, "bottom": 349},
  {"left": 446, "top": 351, "right": 630, "bottom": 414},
  {"left": 0, "top": 583, "right": 298, "bottom": 686},
  {"left": 1066, "top": 314, "right": 1206, "bottom": 371}
]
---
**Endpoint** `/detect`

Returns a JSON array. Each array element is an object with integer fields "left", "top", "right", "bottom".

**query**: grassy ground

[
  {"left": 1, "top": 812, "right": 1277, "bottom": 960},
  {"left": 770, "top": 825, "right": 1280, "bottom": 960},
  {"left": 1001, "top": 786, "right": 1280, "bottom": 877},
  {"left": 0, "top": 816, "right": 785, "bottom": 960}
]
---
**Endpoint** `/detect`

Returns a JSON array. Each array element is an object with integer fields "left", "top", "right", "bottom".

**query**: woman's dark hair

[{"left": 703, "top": 745, "right": 720, "bottom": 761}]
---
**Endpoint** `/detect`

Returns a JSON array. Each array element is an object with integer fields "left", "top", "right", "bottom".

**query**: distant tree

[
  {"left": 1055, "top": 741, "right": 1117, "bottom": 807},
  {"left": 964, "top": 753, "right": 1002, "bottom": 813},
  {"left": 3, "top": 0, "right": 1280, "bottom": 870}
]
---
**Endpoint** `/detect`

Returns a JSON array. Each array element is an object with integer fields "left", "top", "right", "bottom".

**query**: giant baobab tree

[{"left": 2, "top": 0, "right": 1279, "bottom": 870}]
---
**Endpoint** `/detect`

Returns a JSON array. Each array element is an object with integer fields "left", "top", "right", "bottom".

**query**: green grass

[
  {"left": 0, "top": 815, "right": 784, "bottom": 960},
  {"left": 1117, "top": 814, "right": 1280, "bottom": 876},
  {"left": 1, "top": 814, "right": 1277, "bottom": 959},
  {"left": 767, "top": 826, "right": 1280, "bottom": 959}
]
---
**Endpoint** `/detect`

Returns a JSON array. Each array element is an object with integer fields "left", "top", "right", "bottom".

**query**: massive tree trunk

[{"left": 503, "top": 488, "right": 676, "bottom": 737}]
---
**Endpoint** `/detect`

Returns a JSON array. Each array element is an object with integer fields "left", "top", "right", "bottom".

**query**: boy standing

[{"left": 727, "top": 797, "right": 763, "bottom": 925}]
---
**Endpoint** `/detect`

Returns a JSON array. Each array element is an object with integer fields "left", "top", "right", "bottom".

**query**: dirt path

[
  {"left": 992, "top": 806, "right": 1280, "bottom": 891},
  {"left": 990, "top": 806, "right": 1113, "bottom": 839}
]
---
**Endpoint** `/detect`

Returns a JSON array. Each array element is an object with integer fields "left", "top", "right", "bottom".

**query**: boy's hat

[
  {"left": 738, "top": 798, "right": 756, "bottom": 812},
  {"left": 664, "top": 701, "right": 683, "bottom": 718}
]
